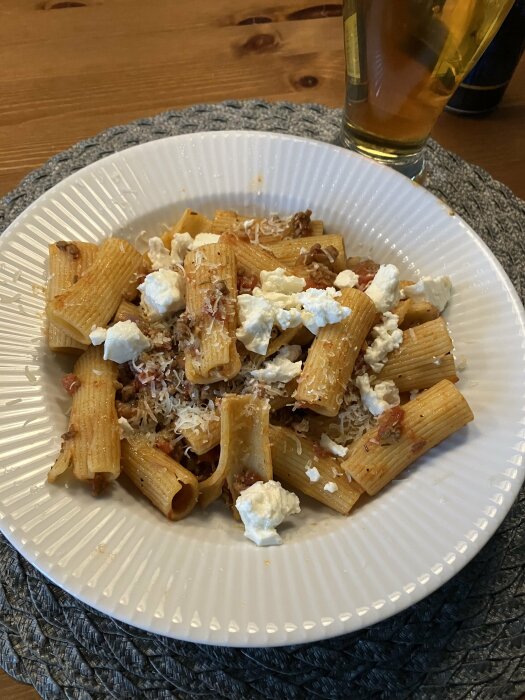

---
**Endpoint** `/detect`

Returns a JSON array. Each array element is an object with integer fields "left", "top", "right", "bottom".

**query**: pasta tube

[
  {"left": 266, "top": 234, "right": 346, "bottom": 272},
  {"left": 219, "top": 233, "right": 306, "bottom": 279},
  {"left": 179, "top": 414, "right": 221, "bottom": 455},
  {"left": 122, "top": 433, "right": 199, "bottom": 520},
  {"left": 184, "top": 243, "right": 241, "bottom": 383},
  {"left": 199, "top": 395, "right": 272, "bottom": 508},
  {"left": 47, "top": 238, "right": 143, "bottom": 344},
  {"left": 376, "top": 317, "right": 457, "bottom": 391},
  {"left": 48, "top": 346, "right": 120, "bottom": 487},
  {"left": 161, "top": 208, "right": 212, "bottom": 248},
  {"left": 269, "top": 425, "right": 363, "bottom": 514},
  {"left": 46, "top": 241, "right": 98, "bottom": 353},
  {"left": 211, "top": 209, "right": 323, "bottom": 242},
  {"left": 342, "top": 380, "right": 474, "bottom": 495},
  {"left": 112, "top": 299, "right": 145, "bottom": 325},
  {"left": 400, "top": 301, "right": 440, "bottom": 329},
  {"left": 294, "top": 288, "right": 376, "bottom": 416},
  {"left": 265, "top": 327, "right": 301, "bottom": 358}
]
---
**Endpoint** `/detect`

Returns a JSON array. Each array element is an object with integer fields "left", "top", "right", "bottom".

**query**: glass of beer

[{"left": 341, "top": 0, "right": 515, "bottom": 179}]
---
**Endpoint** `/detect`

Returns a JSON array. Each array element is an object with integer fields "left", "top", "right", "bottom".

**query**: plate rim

[{"left": 0, "top": 129, "right": 524, "bottom": 647}]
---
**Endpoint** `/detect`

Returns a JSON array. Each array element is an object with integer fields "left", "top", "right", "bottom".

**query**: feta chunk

[
  {"left": 138, "top": 268, "right": 185, "bottom": 319},
  {"left": 147, "top": 236, "right": 172, "bottom": 270},
  {"left": 102, "top": 320, "right": 151, "bottom": 364},
  {"left": 236, "top": 271, "right": 351, "bottom": 354},
  {"left": 250, "top": 346, "right": 303, "bottom": 383},
  {"left": 320, "top": 433, "right": 348, "bottom": 458},
  {"left": 236, "top": 294, "right": 276, "bottom": 354},
  {"left": 296, "top": 287, "right": 351, "bottom": 334},
  {"left": 355, "top": 373, "right": 400, "bottom": 416},
  {"left": 305, "top": 466, "right": 321, "bottom": 482},
  {"left": 365, "top": 264, "right": 400, "bottom": 312},
  {"left": 170, "top": 232, "right": 194, "bottom": 265},
  {"left": 401, "top": 275, "right": 452, "bottom": 312},
  {"left": 190, "top": 232, "right": 221, "bottom": 248},
  {"left": 323, "top": 481, "right": 339, "bottom": 493},
  {"left": 364, "top": 312, "right": 404, "bottom": 373},
  {"left": 260, "top": 268, "right": 306, "bottom": 294},
  {"left": 235, "top": 480, "right": 300, "bottom": 546},
  {"left": 89, "top": 326, "right": 107, "bottom": 346},
  {"left": 334, "top": 269, "right": 359, "bottom": 289}
]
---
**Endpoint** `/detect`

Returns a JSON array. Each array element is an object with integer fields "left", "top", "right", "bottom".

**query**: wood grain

[{"left": 0, "top": 1, "right": 523, "bottom": 697}]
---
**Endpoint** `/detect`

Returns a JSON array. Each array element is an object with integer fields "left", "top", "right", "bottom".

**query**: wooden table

[{"left": 0, "top": 2, "right": 523, "bottom": 698}]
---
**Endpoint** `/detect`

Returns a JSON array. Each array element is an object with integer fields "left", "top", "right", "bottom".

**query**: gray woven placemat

[{"left": 0, "top": 100, "right": 523, "bottom": 700}]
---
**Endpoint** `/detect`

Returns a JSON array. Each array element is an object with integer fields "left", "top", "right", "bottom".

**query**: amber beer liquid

[{"left": 341, "top": 0, "right": 514, "bottom": 178}]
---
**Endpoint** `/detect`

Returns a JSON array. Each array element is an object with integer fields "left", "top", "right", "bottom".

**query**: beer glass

[{"left": 341, "top": 0, "right": 514, "bottom": 179}]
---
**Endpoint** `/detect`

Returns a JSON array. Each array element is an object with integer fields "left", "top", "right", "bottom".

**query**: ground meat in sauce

[
  {"left": 185, "top": 446, "right": 220, "bottom": 482},
  {"left": 347, "top": 257, "right": 380, "bottom": 288},
  {"left": 288, "top": 209, "right": 313, "bottom": 238},
  {"left": 56, "top": 241, "right": 80, "bottom": 259},
  {"left": 298, "top": 243, "right": 339, "bottom": 268},
  {"left": 231, "top": 468, "right": 261, "bottom": 494},
  {"left": 91, "top": 473, "right": 107, "bottom": 496},
  {"left": 61, "top": 373, "right": 81, "bottom": 395},
  {"left": 313, "top": 442, "right": 332, "bottom": 459},
  {"left": 376, "top": 406, "right": 405, "bottom": 445},
  {"left": 237, "top": 273, "right": 259, "bottom": 294},
  {"left": 411, "top": 438, "right": 427, "bottom": 453},
  {"left": 304, "top": 263, "right": 337, "bottom": 288}
]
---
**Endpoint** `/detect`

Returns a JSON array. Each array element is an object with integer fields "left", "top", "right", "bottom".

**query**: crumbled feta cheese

[
  {"left": 364, "top": 312, "right": 404, "bottom": 373},
  {"left": 401, "top": 275, "right": 452, "bottom": 312},
  {"left": 147, "top": 232, "right": 222, "bottom": 269},
  {"left": 147, "top": 237, "right": 172, "bottom": 270},
  {"left": 236, "top": 294, "right": 276, "bottom": 354},
  {"left": 260, "top": 268, "right": 306, "bottom": 294},
  {"left": 355, "top": 373, "right": 400, "bottom": 416},
  {"left": 305, "top": 466, "right": 321, "bottom": 482},
  {"left": 365, "top": 264, "right": 400, "bottom": 312},
  {"left": 252, "top": 286, "right": 304, "bottom": 330},
  {"left": 117, "top": 416, "right": 134, "bottom": 437},
  {"left": 89, "top": 326, "right": 107, "bottom": 346},
  {"left": 189, "top": 232, "right": 221, "bottom": 248},
  {"left": 334, "top": 269, "right": 359, "bottom": 289},
  {"left": 138, "top": 269, "right": 185, "bottom": 319},
  {"left": 170, "top": 232, "right": 194, "bottom": 265},
  {"left": 320, "top": 433, "right": 348, "bottom": 458},
  {"left": 103, "top": 320, "right": 151, "bottom": 364},
  {"left": 250, "top": 347, "right": 302, "bottom": 383},
  {"left": 296, "top": 287, "right": 351, "bottom": 335},
  {"left": 235, "top": 480, "right": 300, "bottom": 546},
  {"left": 324, "top": 481, "right": 338, "bottom": 493},
  {"left": 237, "top": 271, "right": 350, "bottom": 353}
]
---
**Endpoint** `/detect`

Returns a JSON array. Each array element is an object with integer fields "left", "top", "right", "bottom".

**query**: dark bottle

[{"left": 447, "top": 0, "right": 525, "bottom": 114}]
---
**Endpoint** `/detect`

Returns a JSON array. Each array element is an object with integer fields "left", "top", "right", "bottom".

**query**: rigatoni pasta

[
  {"left": 269, "top": 425, "right": 363, "bottom": 514},
  {"left": 294, "top": 288, "right": 377, "bottom": 416},
  {"left": 184, "top": 242, "right": 241, "bottom": 383},
  {"left": 342, "top": 380, "right": 474, "bottom": 495},
  {"left": 47, "top": 238, "right": 143, "bottom": 344},
  {"left": 46, "top": 241, "right": 98, "bottom": 353},
  {"left": 375, "top": 317, "right": 457, "bottom": 391},
  {"left": 44, "top": 205, "right": 473, "bottom": 547},
  {"left": 48, "top": 345, "right": 120, "bottom": 489},
  {"left": 122, "top": 433, "right": 199, "bottom": 520}
]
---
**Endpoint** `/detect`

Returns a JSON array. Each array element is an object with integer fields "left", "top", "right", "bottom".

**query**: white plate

[{"left": 0, "top": 131, "right": 523, "bottom": 647}]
